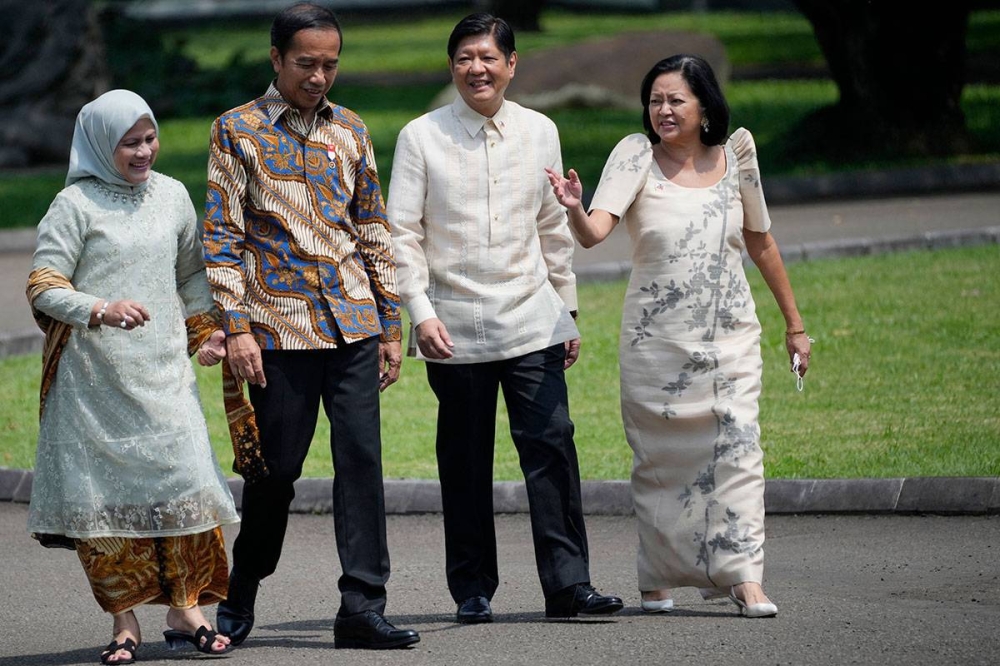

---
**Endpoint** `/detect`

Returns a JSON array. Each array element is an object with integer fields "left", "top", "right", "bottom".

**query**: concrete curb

[
  {"left": 764, "top": 162, "right": 1000, "bottom": 204},
  {"left": 0, "top": 228, "right": 37, "bottom": 254},
  {"left": 0, "top": 327, "right": 43, "bottom": 358},
  {"left": 2, "top": 467, "right": 997, "bottom": 515}
]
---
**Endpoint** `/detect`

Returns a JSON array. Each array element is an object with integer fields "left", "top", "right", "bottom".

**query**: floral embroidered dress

[
  {"left": 28, "top": 172, "right": 239, "bottom": 540},
  {"left": 590, "top": 128, "right": 771, "bottom": 593}
]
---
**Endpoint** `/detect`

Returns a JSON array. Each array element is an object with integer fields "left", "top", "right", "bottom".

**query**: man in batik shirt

[{"left": 203, "top": 2, "right": 418, "bottom": 651}]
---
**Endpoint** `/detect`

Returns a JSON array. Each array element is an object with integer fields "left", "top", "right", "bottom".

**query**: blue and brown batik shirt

[{"left": 204, "top": 83, "right": 400, "bottom": 349}]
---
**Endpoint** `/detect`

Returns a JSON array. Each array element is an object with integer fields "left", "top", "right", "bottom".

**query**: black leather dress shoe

[
  {"left": 544, "top": 584, "right": 624, "bottom": 618},
  {"left": 216, "top": 572, "right": 260, "bottom": 646},
  {"left": 333, "top": 610, "right": 420, "bottom": 650},
  {"left": 456, "top": 596, "right": 493, "bottom": 624}
]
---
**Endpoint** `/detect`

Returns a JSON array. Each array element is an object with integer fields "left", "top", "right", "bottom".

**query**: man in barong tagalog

[{"left": 386, "top": 13, "right": 624, "bottom": 624}]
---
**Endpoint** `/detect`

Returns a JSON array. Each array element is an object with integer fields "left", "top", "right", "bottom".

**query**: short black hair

[
  {"left": 271, "top": 2, "right": 342, "bottom": 57},
  {"left": 640, "top": 54, "right": 729, "bottom": 146},
  {"left": 447, "top": 13, "right": 515, "bottom": 61}
]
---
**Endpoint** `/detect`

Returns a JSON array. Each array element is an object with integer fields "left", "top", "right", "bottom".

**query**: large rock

[
  {"left": 0, "top": 0, "right": 110, "bottom": 168},
  {"left": 432, "top": 30, "right": 728, "bottom": 111}
]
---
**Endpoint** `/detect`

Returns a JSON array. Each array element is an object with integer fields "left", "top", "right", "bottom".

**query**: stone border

[
  {"left": 764, "top": 162, "right": 1000, "bottom": 205},
  {"left": 2, "top": 468, "right": 997, "bottom": 515},
  {"left": 0, "top": 328, "right": 43, "bottom": 358}
]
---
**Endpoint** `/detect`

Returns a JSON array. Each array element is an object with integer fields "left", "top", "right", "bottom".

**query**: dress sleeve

[
  {"left": 729, "top": 127, "right": 772, "bottom": 233},
  {"left": 588, "top": 133, "right": 653, "bottom": 218},
  {"left": 30, "top": 190, "right": 103, "bottom": 328},
  {"left": 173, "top": 180, "right": 215, "bottom": 318}
]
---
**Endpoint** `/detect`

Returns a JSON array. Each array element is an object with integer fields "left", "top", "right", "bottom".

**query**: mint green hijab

[{"left": 66, "top": 89, "right": 159, "bottom": 188}]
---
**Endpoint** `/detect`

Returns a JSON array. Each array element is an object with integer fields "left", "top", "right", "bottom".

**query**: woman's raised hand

[{"left": 545, "top": 167, "right": 584, "bottom": 209}]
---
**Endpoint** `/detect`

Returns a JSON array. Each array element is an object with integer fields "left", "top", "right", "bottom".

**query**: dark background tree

[
  {"left": 490, "top": 0, "right": 546, "bottom": 32},
  {"left": 0, "top": 0, "right": 109, "bottom": 168},
  {"left": 791, "top": 0, "right": 972, "bottom": 159}
]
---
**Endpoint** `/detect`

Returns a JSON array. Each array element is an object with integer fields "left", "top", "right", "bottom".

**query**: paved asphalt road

[
  {"left": 2, "top": 188, "right": 998, "bottom": 664},
  {"left": 1, "top": 503, "right": 998, "bottom": 666}
]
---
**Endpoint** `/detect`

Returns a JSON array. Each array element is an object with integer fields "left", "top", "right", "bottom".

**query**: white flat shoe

[
  {"left": 640, "top": 597, "right": 674, "bottom": 613},
  {"left": 729, "top": 588, "right": 777, "bottom": 618}
]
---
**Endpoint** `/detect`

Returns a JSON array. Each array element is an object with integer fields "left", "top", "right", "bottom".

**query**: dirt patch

[
  {"left": 508, "top": 30, "right": 728, "bottom": 110},
  {"left": 431, "top": 30, "right": 728, "bottom": 111}
]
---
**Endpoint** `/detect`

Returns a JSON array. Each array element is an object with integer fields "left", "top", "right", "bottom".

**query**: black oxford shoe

[
  {"left": 333, "top": 610, "right": 420, "bottom": 650},
  {"left": 456, "top": 596, "right": 493, "bottom": 624},
  {"left": 216, "top": 572, "right": 260, "bottom": 646},
  {"left": 544, "top": 584, "right": 624, "bottom": 618}
]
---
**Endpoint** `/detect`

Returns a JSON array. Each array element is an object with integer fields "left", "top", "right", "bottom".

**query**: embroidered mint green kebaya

[{"left": 28, "top": 91, "right": 238, "bottom": 539}]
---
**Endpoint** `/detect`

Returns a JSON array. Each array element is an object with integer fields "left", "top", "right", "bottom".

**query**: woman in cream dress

[
  {"left": 547, "top": 55, "right": 811, "bottom": 617},
  {"left": 26, "top": 90, "right": 239, "bottom": 662}
]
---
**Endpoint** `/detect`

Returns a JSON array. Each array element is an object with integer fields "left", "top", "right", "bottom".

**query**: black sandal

[
  {"left": 163, "top": 626, "right": 231, "bottom": 654},
  {"left": 100, "top": 637, "right": 138, "bottom": 665}
]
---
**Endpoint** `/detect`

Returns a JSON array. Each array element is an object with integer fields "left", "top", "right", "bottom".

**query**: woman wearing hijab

[{"left": 26, "top": 90, "right": 239, "bottom": 664}]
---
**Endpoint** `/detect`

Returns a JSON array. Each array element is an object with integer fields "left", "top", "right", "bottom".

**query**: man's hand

[
  {"left": 379, "top": 340, "right": 403, "bottom": 392},
  {"left": 415, "top": 318, "right": 455, "bottom": 360},
  {"left": 197, "top": 329, "right": 227, "bottom": 367},
  {"left": 564, "top": 337, "right": 581, "bottom": 370},
  {"left": 226, "top": 332, "right": 266, "bottom": 387}
]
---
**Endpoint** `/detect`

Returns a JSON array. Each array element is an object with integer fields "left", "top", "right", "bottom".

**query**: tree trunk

[
  {"left": 0, "top": 0, "right": 110, "bottom": 168},
  {"left": 491, "top": 0, "right": 545, "bottom": 33},
  {"left": 792, "top": 0, "right": 971, "bottom": 157}
]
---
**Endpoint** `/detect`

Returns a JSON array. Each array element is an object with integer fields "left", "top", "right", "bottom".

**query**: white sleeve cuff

[{"left": 405, "top": 294, "right": 437, "bottom": 328}]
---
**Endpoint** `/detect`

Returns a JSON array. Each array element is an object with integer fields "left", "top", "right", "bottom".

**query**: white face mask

[{"left": 790, "top": 336, "right": 816, "bottom": 392}]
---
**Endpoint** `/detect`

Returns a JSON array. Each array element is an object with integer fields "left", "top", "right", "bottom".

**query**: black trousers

[
  {"left": 231, "top": 338, "right": 389, "bottom": 616},
  {"left": 426, "top": 343, "right": 591, "bottom": 603}
]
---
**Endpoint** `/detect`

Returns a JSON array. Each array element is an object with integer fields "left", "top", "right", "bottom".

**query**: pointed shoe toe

[
  {"left": 729, "top": 589, "right": 777, "bottom": 618},
  {"left": 545, "top": 584, "right": 624, "bottom": 618},
  {"left": 640, "top": 597, "right": 675, "bottom": 613},
  {"left": 456, "top": 596, "right": 493, "bottom": 624}
]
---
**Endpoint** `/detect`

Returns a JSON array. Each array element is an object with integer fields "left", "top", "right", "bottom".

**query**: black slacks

[
  {"left": 426, "top": 343, "right": 591, "bottom": 602},
  {"left": 232, "top": 338, "right": 389, "bottom": 616}
]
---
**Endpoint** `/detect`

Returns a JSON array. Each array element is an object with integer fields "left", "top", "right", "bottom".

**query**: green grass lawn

[
  {"left": 5, "top": 80, "right": 999, "bottom": 232},
  {"left": 3, "top": 245, "right": 998, "bottom": 480},
  {"left": 167, "top": 9, "right": 828, "bottom": 73},
  {"left": 168, "top": 8, "right": 1000, "bottom": 73}
]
